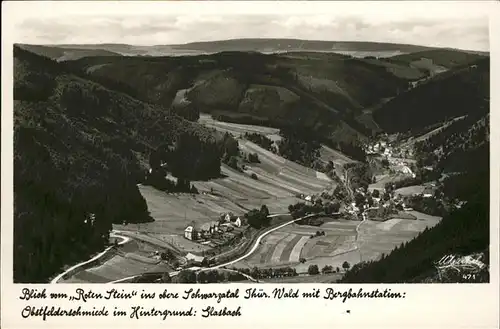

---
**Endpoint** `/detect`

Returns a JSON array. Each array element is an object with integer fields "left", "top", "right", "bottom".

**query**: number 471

[{"left": 462, "top": 274, "right": 476, "bottom": 280}]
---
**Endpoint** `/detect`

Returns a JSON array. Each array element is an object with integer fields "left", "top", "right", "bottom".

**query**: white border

[{"left": 2, "top": 2, "right": 499, "bottom": 329}]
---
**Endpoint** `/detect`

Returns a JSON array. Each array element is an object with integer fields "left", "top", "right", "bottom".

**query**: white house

[
  {"left": 422, "top": 187, "right": 434, "bottom": 198},
  {"left": 231, "top": 217, "right": 242, "bottom": 227},
  {"left": 221, "top": 213, "right": 242, "bottom": 227},
  {"left": 184, "top": 226, "right": 195, "bottom": 240},
  {"left": 223, "top": 212, "right": 235, "bottom": 222},
  {"left": 185, "top": 253, "right": 205, "bottom": 265}
]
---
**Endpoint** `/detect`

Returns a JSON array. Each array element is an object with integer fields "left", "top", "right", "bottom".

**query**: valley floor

[{"left": 57, "top": 117, "right": 442, "bottom": 284}]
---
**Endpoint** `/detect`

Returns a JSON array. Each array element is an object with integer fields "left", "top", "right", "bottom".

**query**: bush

[
  {"left": 248, "top": 152, "right": 260, "bottom": 163},
  {"left": 250, "top": 173, "right": 258, "bottom": 180},
  {"left": 308, "top": 264, "right": 320, "bottom": 275},
  {"left": 321, "top": 265, "right": 333, "bottom": 274}
]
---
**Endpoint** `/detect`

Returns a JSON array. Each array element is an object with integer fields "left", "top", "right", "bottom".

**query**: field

[
  {"left": 232, "top": 212, "right": 441, "bottom": 275},
  {"left": 113, "top": 118, "right": 334, "bottom": 257},
  {"left": 394, "top": 185, "right": 426, "bottom": 196},
  {"left": 263, "top": 272, "right": 343, "bottom": 283},
  {"left": 199, "top": 114, "right": 280, "bottom": 139},
  {"left": 368, "top": 173, "right": 410, "bottom": 190},
  {"left": 195, "top": 115, "right": 334, "bottom": 204},
  {"left": 60, "top": 240, "right": 173, "bottom": 283},
  {"left": 356, "top": 211, "right": 441, "bottom": 261},
  {"left": 319, "top": 145, "right": 356, "bottom": 166}
]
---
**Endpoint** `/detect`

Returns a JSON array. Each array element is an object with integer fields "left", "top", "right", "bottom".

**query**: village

[{"left": 294, "top": 136, "right": 438, "bottom": 223}]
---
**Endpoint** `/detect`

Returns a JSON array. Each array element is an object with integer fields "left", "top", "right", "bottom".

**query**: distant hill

[
  {"left": 16, "top": 44, "right": 122, "bottom": 61},
  {"left": 372, "top": 58, "right": 489, "bottom": 134},
  {"left": 65, "top": 50, "right": 428, "bottom": 143},
  {"left": 386, "top": 49, "right": 487, "bottom": 75},
  {"left": 45, "top": 39, "right": 438, "bottom": 58},
  {"left": 13, "top": 46, "right": 231, "bottom": 282}
]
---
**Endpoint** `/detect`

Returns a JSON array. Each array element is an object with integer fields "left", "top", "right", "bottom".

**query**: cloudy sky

[{"left": 10, "top": 1, "right": 491, "bottom": 51}]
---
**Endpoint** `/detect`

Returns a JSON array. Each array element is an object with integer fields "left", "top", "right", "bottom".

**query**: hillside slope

[
  {"left": 17, "top": 44, "right": 122, "bottom": 61},
  {"left": 67, "top": 51, "right": 425, "bottom": 143},
  {"left": 389, "top": 49, "right": 486, "bottom": 70},
  {"left": 372, "top": 58, "right": 489, "bottom": 134},
  {"left": 48, "top": 39, "right": 437, "bottom": 57},
  {"left": 13, "top": 47, "right": 227, "bottom": 282}
]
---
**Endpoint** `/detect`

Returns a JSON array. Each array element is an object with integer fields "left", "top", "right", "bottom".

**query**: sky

[{"left": 10, "top": 1, "right": 491, "bottom": 51}]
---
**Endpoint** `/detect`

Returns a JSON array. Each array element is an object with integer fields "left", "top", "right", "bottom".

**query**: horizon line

[{"left": 16, "top": 37, "right": 490, "bottom": 53}]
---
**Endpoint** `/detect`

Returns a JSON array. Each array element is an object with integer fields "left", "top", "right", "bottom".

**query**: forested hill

[
  {"left": 13, "top": 46, "right": 230, "bottom": 283},
  {"left": 372, "top": 58, "right": 489, "bottom": 134},
  {"left": 66, "top": 50, "right": 418, "bottom": 143}
]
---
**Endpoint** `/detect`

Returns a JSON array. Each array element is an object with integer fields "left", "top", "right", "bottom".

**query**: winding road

[
  {"left": 53, "top": 213, "right": 314, "bottom": 283},
  {"left": 50, "top": 233, "right": 131, "bottom": 283},
  {"left": 209, "top": 213, "right": 316, "bottom": 269}
]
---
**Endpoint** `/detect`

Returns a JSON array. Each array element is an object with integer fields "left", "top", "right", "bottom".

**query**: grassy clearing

[
  {"left": 114, "top": 185, "right": 248, "bottom": 235},
  {"left": 369, "top": 173, "right": 409, "bottom": 190},
  {"left": 319, "top": 145, "right": 356, "bottom": 166},
  {"left": 264, "top": 272, "right": 343, "bottom": 283},
  {"left": 199, "top": 114, "right": 280, "bottom": 136},
  {"left": 394, "top": 185, "right": 426, "bottom": 196},
  {"left": 356, "top": 216, "right": 441, "bottom": 262}
]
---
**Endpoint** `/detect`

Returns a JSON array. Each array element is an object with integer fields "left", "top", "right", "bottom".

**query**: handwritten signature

[{"left": 433, "top": 253, "right": 487, "bottom": 280}]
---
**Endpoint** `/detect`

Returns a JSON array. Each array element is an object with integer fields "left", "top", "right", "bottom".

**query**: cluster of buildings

[
  {"left": 184, "top": 212, "right": 242, "bottom": 241},
  {"left": 344, "top": 186, "right": 421, "bottom": 220},
  {"left": 365, "top": 141, "right": 391, "bottom": 156}
]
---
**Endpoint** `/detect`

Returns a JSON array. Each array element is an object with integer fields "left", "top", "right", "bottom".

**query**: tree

[
  {"left": 308, "top": 264, "right": 320, "bottom": 275},
  {"left": 326, "top": 161, "right": 334, "bottom": 172},
  {"left": 342, "top": 261, "right": 351, "bottom": 271},
  {"left": 161, "top": 272, "right": 172, "bottom": 283},
  {"left": 260, "top": 205, "right": 270, "bottom": 218},
  {"left": 248, "top": 153, "right": 260, "bottom": 163},
  {"left": 355, "top": 193, "right": 365, "bottom": 207},
  {"left": 175, "top": 270, "right": 197, "bottom": 283},
  {"left": 160, "top": 249, "right": 175, "bottom": 261},
  {"left": 227, "top": 156, "right": 238, "bottom": 170},
  {"left": 250, "top": 173, "right": 258, "bottom": 180},
  {"left": 251, "top": 267, "right": 261, "bottom": 279},
  {"left": 321, "top": 265, "right": 333, "bottom": 274},
  {"left": 299, "top": 257, "right": 306, "bottom": 264},
  {"left": 245, "top": 207, "right": 269, "bottom": 228},
  {"left": 372, "top": 189, "right": 380, "bottom": 198}
]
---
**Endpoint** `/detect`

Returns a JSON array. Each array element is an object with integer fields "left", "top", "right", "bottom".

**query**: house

[
  {"left": 204, "top": 221, "right": 220, "bottom": 234},
  {"left": 305, "top": 195, "right": 313, "bottom": 202},
  {"left": 222, "top": 213, "right": 242, "bottom": 227},
  {"left": 423, "top": 187, "right": 434, "bottom": 198},
  {"left": 230, "top": 217, "right": 242, "bottom": 227},
  {"left": 184, "top": 226, "right": 196, "bottom": 241},
  {"left": 185, "top": 253, "right": 205, "bottom": 265}
]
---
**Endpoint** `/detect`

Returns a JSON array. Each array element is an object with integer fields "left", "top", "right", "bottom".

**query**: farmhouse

[
  {"left": 422, "top": 187, "right": 434, "bottom": 198},
  {"left": 221, "top": 213, "right": 243, "bottom": 227},
  {"left": 185, "top": 253, "right": 205, "bottom": 265},
  {"left": 184, "top": 226, "right": 197, "bottom": 241}
]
